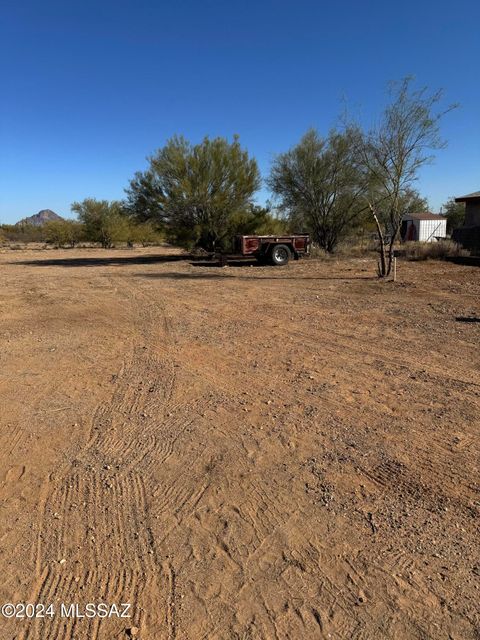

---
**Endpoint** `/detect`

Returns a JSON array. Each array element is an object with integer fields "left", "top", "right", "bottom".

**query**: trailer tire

[{"left": 270, "top": 244, "right": 291, "bottom": 266}]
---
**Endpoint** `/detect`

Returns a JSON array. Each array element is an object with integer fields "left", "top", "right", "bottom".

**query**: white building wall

[{"left": 418, "top": 219, "right": 447, "bottom": 242}]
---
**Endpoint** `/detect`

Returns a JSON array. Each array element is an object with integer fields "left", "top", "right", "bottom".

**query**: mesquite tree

[
  {"left": 268, "top": 128, "right": 365, "bottom": 252},
  {"left": 71, "top": 199, "right": 127, "bottom": 248},
  {"left": 357, "top": 78, "right": 456, "bottom": 277},
  {"left": 125, "top": 135, "right": 260, "bottom": 252}
]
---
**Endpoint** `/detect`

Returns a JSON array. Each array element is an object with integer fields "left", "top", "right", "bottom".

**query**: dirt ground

[{"left": 0, "top": 246, "right": 479, "bottom": 640}]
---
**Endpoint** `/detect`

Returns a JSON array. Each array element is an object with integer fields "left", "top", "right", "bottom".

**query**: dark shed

[{"left": 453, "top": 191, "right": 480, "bottom": 252}]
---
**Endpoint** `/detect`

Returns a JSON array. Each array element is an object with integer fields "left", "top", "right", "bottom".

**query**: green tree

[
  {"left": 125, "top": 135, "right": 261, "bottom": 251},
  {"left": 356, "top": 78, "right": 456, "bottom": 276},
  {"left": 268, "top": 128, "right": 366, "bottom": 252},
  {"left": 123, "top": 220, "right": 164, "bottom": 247},
  {"left": 44, "top": 220, "right": 84, "bottom": 247},
  {"left": 71, "top": 199, "right": 127, "bottom": 248},
  {"left": 442, "top": 197, "right": 465, "bottom": 233},
  {"left": 134, "top": 222, "right": 164, "bottom": 247},
  {"left": 225, "top": 205, "right": 288, "bottom": 248},
  {"left": 400, "top": 188, "right": 429, "bottom": 214}
]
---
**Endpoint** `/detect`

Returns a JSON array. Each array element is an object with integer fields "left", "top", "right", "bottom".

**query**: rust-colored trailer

[{"left": 229, "top": 234, "right": 310, "bottom": 265}]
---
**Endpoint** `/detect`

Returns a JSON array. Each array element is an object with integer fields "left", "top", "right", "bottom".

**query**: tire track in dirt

[
  {"left": 0, "top": 424, "right": 24, "bottom": 459},
  {"left": 18, "top": 568, "right": 166, "bottom": 640},
  {"left": 39, "top": 470, "right": 155, "bottom": 567},
  {"left": 359, "top": 442, "right": 479, "bottom": 511},
  {"left": 285, "top": 323, "right": 479, "bottom": 390},
  {"left": 3, "top": 252, "right": 479, "bottom": 640},
  {"left": 22, "top": 271, "right": 224, "bottom": 639},
  {"left": 117, "top": 276, "right": 476, "bottom": 640},
  {"left": 258, "top": 318, "right": 479, "bottom": 504},
  {"left": 399, "top": 436, "right": 479, "bottom": 504},
  {"left": 23, "top": 461, "right": 168, "bottom": 639},
  {"left": 93, "top": 394, "right": 214, "bottom": 478},
  {"left": 22, "top": 276, "right": 189, "bottom": 639}
]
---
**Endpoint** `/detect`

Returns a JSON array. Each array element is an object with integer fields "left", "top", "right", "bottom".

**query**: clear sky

[{"left": 1, "top": 0, "right": 479, "bottom": 223}]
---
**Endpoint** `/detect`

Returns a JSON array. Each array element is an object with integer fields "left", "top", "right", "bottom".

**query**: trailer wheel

[{"left": 270, "top": 244, "right": 291, "bottom": 265}]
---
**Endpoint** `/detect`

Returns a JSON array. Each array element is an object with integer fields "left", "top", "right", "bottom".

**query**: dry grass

[
  {"left": 401, "top": 240, "right": 469, "bottom": 261},
  {"left": 309, "top": 240, "right": 376, "bottom": 259}
]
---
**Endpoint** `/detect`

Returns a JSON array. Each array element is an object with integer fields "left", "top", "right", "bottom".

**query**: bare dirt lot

[{"left": 0, "top": 247, "right": 479, "bottom": 640}]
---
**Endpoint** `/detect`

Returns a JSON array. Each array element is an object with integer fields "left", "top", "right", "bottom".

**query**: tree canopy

[
  {"left": 71, "top": 199, "right": 128, "bottom": 248},
  {"left": 442, "top": 196, "right": 465, "bottom": 233},
  {"left": 268, "top": 128, "right": 365, "bottom": 252},
  {"left": 125, "top": 135, "right": 261, "bottom": 251},
  {"left": 44, "top": 219, "right": 84, "bottom": 247},
  {"left": 356, "top": 77, "right": 456, "bottom": 275}
]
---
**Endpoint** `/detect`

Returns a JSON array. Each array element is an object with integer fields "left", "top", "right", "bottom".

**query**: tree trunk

[
  {"left": 386, "top": 225, "right": 399, "bottom": 276},
  {"left": 371, "top": 209, "right": 387, "bottom": 277}
]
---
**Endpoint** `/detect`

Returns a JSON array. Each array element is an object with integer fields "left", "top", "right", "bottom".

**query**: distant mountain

[{"left": 15, "top": 209, "right": 65, "bottom": 227}]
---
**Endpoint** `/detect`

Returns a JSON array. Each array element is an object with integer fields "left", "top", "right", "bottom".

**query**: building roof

[
  {"left": 455, "top": 191, "right": 480, "bottom": 202},
  {"left": 402, "top": 212, "right": 447, "bottom": 221}
]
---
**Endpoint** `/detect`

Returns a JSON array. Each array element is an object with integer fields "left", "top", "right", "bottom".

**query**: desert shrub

[
  {"left": 336, "top": 234, "right": 378, "bottom": 257},
  {"left": 126, "top": 221, "right": 164, "bottom": 247},
  {"left": 44, "top": 220, "right": 84, "bottom": 247},
  {"left": 71, "top": 199, "right": 127, "bottom": 248},
  {"left": 402, "top": 240, "right": 468, "bottom": 261},
  {"left": 0, "top": 223, "right": 45, "bottom": 243}
]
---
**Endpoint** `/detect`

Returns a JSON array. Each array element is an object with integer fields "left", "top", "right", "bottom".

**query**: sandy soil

[{"left": 0, "top": 247, "right": 479, "bottom": 640}]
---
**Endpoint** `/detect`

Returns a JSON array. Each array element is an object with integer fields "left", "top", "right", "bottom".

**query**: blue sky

[{"left": 1, "top": 0, "right": 479, "bottom": 223}]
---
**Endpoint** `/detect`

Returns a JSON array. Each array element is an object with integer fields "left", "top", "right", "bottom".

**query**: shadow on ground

[
  {"left": 12, "top": 254, "right": 193, "bottom": 267},
  {"left": 12, "top": 254, "right": 377, "bottom": 281},
  {"left": 135, "top": 271, "right": 376, "bottom": 281}
]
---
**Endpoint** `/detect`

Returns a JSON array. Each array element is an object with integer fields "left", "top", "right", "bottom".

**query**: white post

[{"left": 393, "top": 257, "right": 397, "bottom": 282}]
